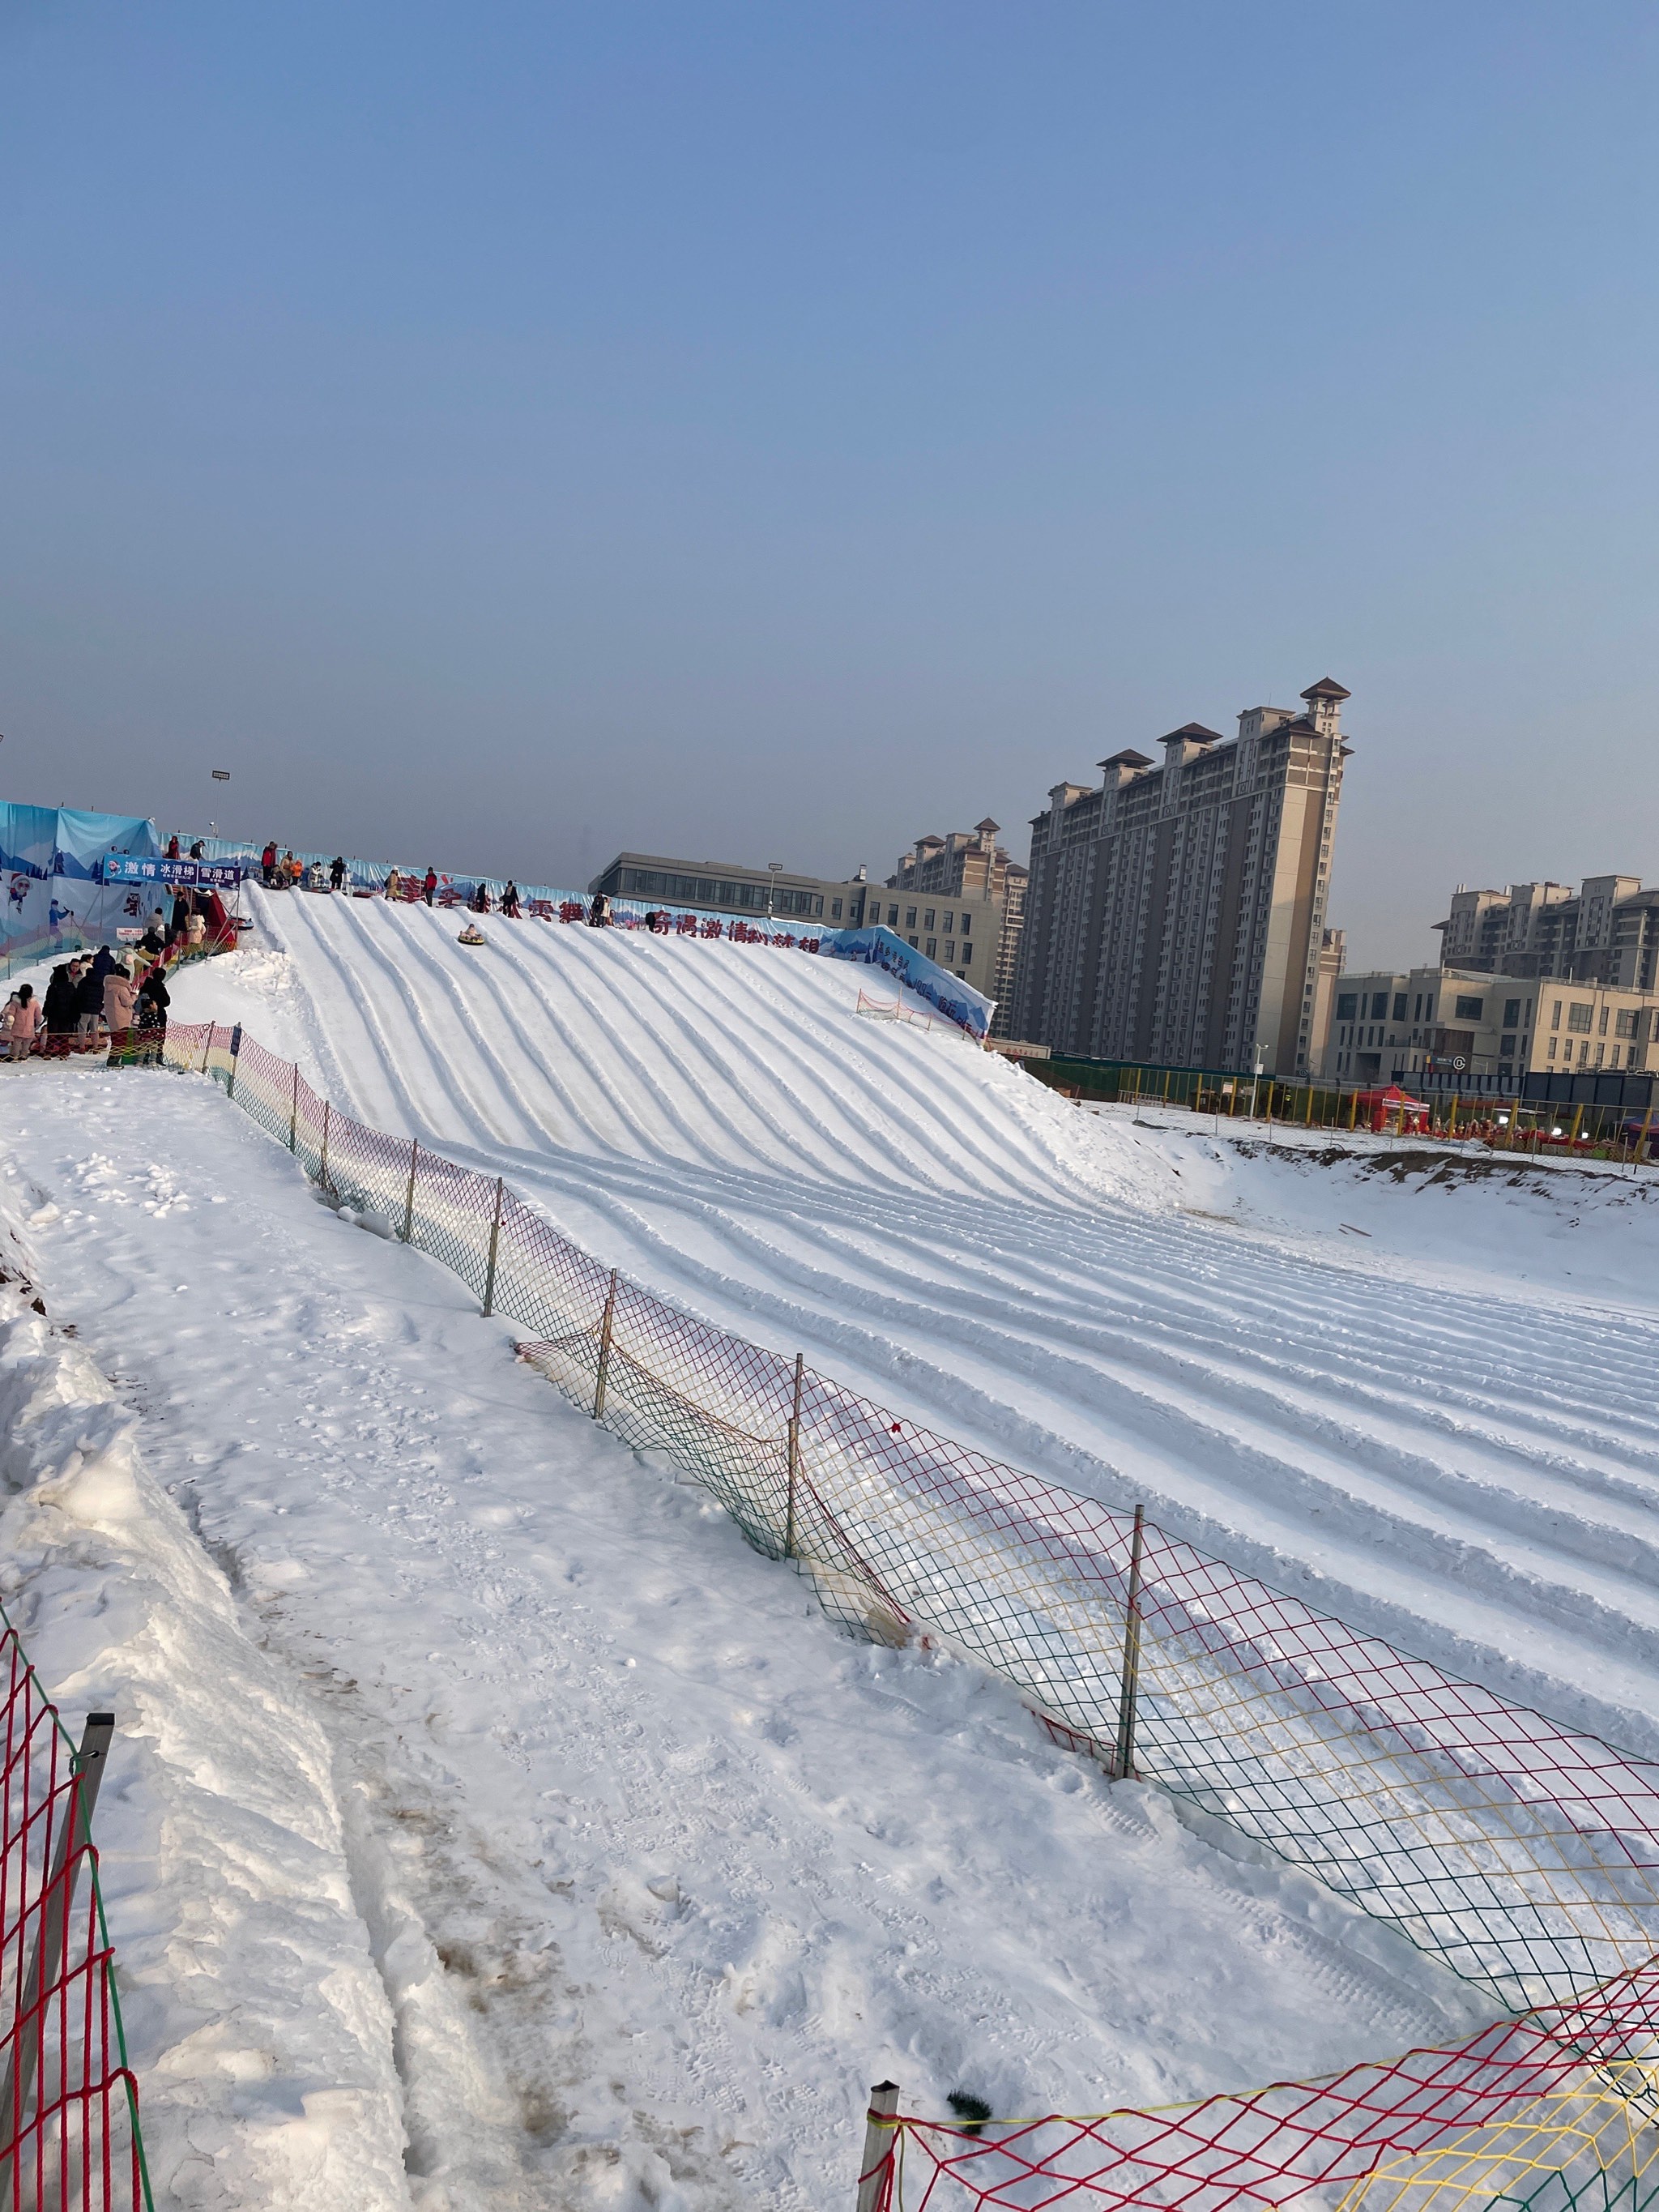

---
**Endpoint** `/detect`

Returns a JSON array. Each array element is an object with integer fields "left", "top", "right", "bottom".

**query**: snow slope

[
  {"left": 169, "top": 890, "right": 1659, "bottom": 1761},
  {"left": 0, "top": 1068, "right": 1490, "bottom": 2210}
]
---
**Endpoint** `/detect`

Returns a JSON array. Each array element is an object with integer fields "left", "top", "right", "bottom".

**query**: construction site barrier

[
  {"left": 0, "top": 1612, "right": 148, "bottom": 2211},
  {"left": 150, "top": 1022, "right": 1659, "bottom": 2207}
]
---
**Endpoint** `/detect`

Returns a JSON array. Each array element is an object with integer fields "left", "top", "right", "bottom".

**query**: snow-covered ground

[
  {"left": 0, "top": 1068, "right": 1489, "bottom": 2210},
  {"left": 168, "top": 892, "right": 1659, "bottom": 1757}
]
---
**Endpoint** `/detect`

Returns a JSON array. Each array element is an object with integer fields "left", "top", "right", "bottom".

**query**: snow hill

[{"left": 166, "top": 887, "right": 1659, "bottom": 1764}]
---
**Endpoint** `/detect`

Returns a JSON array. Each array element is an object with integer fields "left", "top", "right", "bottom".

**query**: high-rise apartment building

[
  {"left": 1436, "top": 875, "right": 1659, "bottom": 991},
  {"left": 874, "top": 819, "right": 1027, "bottom": 1029},
  {"left": 1009, "top": 679, "right": 1351, "bottom": 1074}
]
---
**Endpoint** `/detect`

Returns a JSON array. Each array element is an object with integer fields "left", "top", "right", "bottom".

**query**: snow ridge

[{"left": 0, "top": 1165, "right": 412, "bottom": 2212}]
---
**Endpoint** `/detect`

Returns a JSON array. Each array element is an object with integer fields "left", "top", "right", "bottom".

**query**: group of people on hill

[{"left": 6, "top": 942, "right": 173, "bottom": 1065}]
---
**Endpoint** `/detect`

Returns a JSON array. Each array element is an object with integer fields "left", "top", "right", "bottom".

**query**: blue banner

[
  {"left": 103, "top": 854, "right": 243, "bottom": 890},
  {"left": 0, "top": 802, "right": 158, "bottom": 967},
  {"left": 820, "top": 925, "right": 996, "bottom": 1039}
]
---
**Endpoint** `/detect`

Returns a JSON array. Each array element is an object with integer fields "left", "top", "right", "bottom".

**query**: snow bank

[{"left": 0, "top": 1167, "right": 409, "bottom": 2212}]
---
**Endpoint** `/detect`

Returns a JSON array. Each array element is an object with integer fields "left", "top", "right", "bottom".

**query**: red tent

[{"left": 1352, "top": 1084, "right": 1430, "bottom": 1135}]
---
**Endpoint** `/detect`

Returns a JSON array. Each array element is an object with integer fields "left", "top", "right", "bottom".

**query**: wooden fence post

[
  {"left": 593, "top": 1269, "right": 619, "bottom": 1419},
  {"left": 1113, "top": 1504, "right": 1145, "bottom": 1782},
  {"left": 785, "top": 1352, "right": 804, "bottom": 1557},
  {"left": 855, "top": 2082, "right": 900, "bottom": 2212},
  {"left": 481, "top": 1177, "right": 505, "bottom": 1315},
  {"left": 288, "top": 1063, "right": 299, "bottom": 1151},
  {"left": 319, "top": 1100, "right": 331, "bottom": 1194},
  {"left": 402, "top": 1140, "right": 419, "bottom": 1242},
  {"left": 0, "top": 1713, "right": 115, "bottom": 2163}
]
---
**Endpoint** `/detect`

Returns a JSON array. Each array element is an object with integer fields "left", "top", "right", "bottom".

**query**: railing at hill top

[
  {"left": 0, "top": 1613, "right": 149, "bottom": 2211},
  {"left": 152, "top": 1018, "right": 1659, "bottom": 2211}
]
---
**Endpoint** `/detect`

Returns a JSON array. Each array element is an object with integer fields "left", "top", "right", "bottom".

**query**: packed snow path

[
  {"left": 0, "top": 1070, "right": 1486, "bottom": 2210},
  {"left": 173, "top": 890, "right": 1659, "bottom": 1757}
]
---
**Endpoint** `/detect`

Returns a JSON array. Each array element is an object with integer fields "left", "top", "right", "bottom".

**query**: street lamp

[{"left": 766, "top": 860, "right": 783, "bottom": 920}]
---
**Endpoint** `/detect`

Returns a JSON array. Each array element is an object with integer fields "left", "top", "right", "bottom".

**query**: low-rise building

[
  {"left": 589, "top": 852, "right": 876, "bottom": 928},
  {"left": 1322, "top": 965, "right": 1659, "bottom": 1109}
]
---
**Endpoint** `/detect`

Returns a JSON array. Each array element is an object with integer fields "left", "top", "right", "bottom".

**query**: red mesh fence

[
  {"left": 0, "top": 1621, "right": 147, "bottom": 2211},
  {"left": 153, "top": 1021, "right": 1659, "bottom": 2211}
]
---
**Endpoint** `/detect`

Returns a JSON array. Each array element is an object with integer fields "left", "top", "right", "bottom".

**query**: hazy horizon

[{"left": 6, "top": 4, "right": 1659, "bottom": 971}]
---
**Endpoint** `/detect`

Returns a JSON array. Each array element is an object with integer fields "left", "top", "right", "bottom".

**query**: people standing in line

[
  {"left": 587, "top": 891, "right": 611, "bottom": 927},
  {"left": 43, "top": 959, "right": 82, "bottom": 1054},
  {"left": 185, "top": 907, "right": 207, "bottom": 950},
  {"left": 423, "top": 868, "right": 438, "bottom": 906},
  {"left": 385, "top": 867, "right": 403, "bottom": 903},
  {"left": 471, "top": 882, "right": 491, "bottom": 914},
  {"left": 166, "top": 835, "right": 181, "bottom": 860},
  {"left": 262, "top": 840, "right": 279, "bottom": 886},
  {"left": 135, "top": 963, "right": 170, "bottom": 1064},
  {"left": 330, "top": 856, "right": 347, "bottom": 891},
  {"left": 170, "top": 891, "right": 192, "bottom": 943},
  {"left": 147, "top": 905, "right": 168, "bottom": 942},
  {"left": 501, "top": 881, "right": 520, "bottom": 919},
  {"left": 75, "top": 959, "right": 104, "bottom": 1038},
  {"left": 2, "top": 985, "right": 41, "bottom": 1061},
  {"left": 102, "top": 965, "right": 136, "bottom": 1058}
]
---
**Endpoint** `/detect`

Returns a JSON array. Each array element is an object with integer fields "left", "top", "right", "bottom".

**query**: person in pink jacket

[
  {"left": 1, "top": 985, "right": 41, "bottom": 1061},
  {"left": 102, "top": 967, "right": 137, "bottom": 1056}
]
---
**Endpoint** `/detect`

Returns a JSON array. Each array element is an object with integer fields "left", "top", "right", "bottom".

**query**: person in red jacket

[{"left": 423, "top": 868, "right": 438, "bottom": 906}]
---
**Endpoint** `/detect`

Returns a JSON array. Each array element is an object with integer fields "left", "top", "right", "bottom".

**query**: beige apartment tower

[{"left": 1010, "top": 679, "right": 1350, "bottom": 1074}]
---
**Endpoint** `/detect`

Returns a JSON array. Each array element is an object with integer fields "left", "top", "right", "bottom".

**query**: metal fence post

[
  {"left": 319, "top": 1100, "right": 331, "bottom": 1195},
  {"left": 785, "top": 1352, "right": 804, "bottom": 1558},
  {"left": 1113, "top": 1504, "right": 1145, "bottom": 1782},
  {"left": 402, "top": 1139, "right": 419, "bottom": 1243},
  {"left": 288, "top": 1063, "right": 299, "bottom": 1151},
  {"left": 481, "top": 1177, "right": 505, "bottom": 1315},
  {"left": 0, "top": 1713, "right": 115, "bottom": 2161},
  {"left": 226, "top": 1023, "right": 242, "bottom": 1100},
  {"left": 593, "top": 1269, "right": 618, "bottom": 1419},
  {"left": 855, "top": 2082, "right": 900, "bottom": 2212}
]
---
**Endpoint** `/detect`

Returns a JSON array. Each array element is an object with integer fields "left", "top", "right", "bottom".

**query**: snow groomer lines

[{"left": 153, "top": 1023, "right": 1659, "bottom": 2009}]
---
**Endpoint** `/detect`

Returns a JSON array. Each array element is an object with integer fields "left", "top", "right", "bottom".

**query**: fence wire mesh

[
  {"left": 156, "top": 1021, "right": 1659, "bottom": 2209},
  {"left": 0, "top": 1616, "right": 148, "bottom": 2211}
]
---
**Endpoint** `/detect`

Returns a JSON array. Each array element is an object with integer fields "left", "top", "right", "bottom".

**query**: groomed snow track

[{"left": 212, "top": 886, "right": 1659, "bottom": 1757}]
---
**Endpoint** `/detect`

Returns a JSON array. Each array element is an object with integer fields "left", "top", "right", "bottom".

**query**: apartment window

[
  {"left": 1500, "top": 1033, "right": 1517, "bottom": 1057},
  {"left": 907, "top": 935, "right": 919, "bottom": 949},
  {"left": 943, "top": 942, "right": 955, "bottom": 963},
  {"left": 1413, "top": 993, "right": 1422, "bottom": 1019},
  {"left": 1551, "top": 1000, "right": 1563, "bottom": 1030},
  {"left": 1336, "top": 993, "right": 1358, "bottom": 1022},
  {"left": 1594, "top": 1042, "right": 1606, "bottom": 1066},
  {"left": 1454, "top": 995, "right": 1483, "bottom": 1021},
  {"left": 906, "top": 908, "right": 917, "bottom": 929},
  {"left": 960, "top": 912, "right": 971, "bottom": 935},
  {"left": 1503, "top": 999, "right": 1521, "bottom": 1027},
  {"left": 962, "top": 942, "right": 973, "bottom": 963},
  {"left": 1370, "top": 992, "right": 1389, "bottom": 1019},
  {"left": 943, "top": 912, "right": 954, "bottom": 933},
  {"left": 1423, "top": 995, "right": 1435, "bottom": 1022},
  {"left": 924, "top": 938, "right": 937, "bottom": 959},
  {"left": 830, "top": 899, "right": 843, "bottom": 920},
  {"left": 1617, "top": 1008, "right": 1640, "bottom": 1039},
  {"left": 923, "top": 910, "right": 936, "bottom": 931},
  {"left": 1598, "top": 1005, "right": 1610, "bottom": 1035},
  {"left": 1567, "top": 1002, "right": 1593, "bottom": 1032},
  {"left": 1392, "top": 993, "right": 1408, "bottom": 1022},
  {"left": 1548, "top": 1037, "right": 1558, "bottom": 1060}
]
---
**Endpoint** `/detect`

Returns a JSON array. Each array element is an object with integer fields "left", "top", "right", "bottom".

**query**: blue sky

[{"left": 4, "top": 2, "right": 1658, "bottom": 963}]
